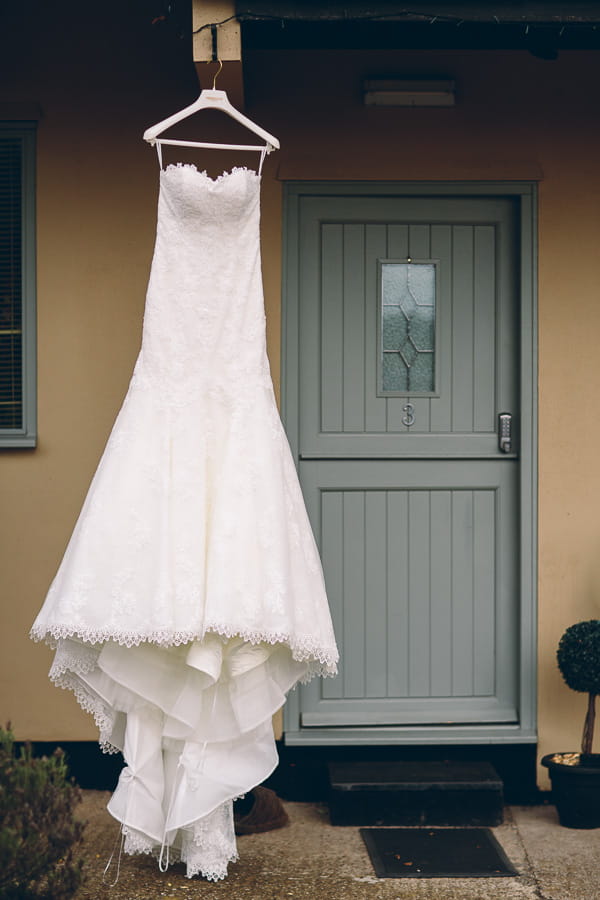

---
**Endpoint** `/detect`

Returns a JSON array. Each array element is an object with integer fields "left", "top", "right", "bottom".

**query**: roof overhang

[
  {"left": 235, "top": 2, "right": 600, "bottom": 50},
  {"left": 236, "top": 1, "right": 600, "bottom": 24}
]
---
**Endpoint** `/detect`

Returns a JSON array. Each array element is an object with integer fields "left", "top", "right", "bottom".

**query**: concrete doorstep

[{"left": 74, "top": 792, "right": 600, "bottom": 900}]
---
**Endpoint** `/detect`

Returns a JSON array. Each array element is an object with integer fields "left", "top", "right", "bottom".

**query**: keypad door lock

[{"left": 498, "top": 413, "right": 512, "bottom": 453}]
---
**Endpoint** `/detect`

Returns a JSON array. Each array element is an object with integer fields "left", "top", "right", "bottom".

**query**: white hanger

[{"left": 143, "top": 65, "right": 280, "bottom": 155}]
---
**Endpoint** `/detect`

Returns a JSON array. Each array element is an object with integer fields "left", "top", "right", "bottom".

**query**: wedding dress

[{"left": 30, "top": 164, "right": 338, "bottom": 880}]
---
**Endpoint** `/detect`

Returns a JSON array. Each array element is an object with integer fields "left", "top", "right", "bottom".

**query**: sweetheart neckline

[{"left": 160, "top": 164, "right": 260, "bottom": 184}]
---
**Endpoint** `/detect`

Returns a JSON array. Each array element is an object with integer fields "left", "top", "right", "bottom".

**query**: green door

[{"left": 283, "top": 183, "right": 537, "bottom": 745}]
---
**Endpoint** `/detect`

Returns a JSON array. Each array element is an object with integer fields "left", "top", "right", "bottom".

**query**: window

[
  {"left": 378, "top": 259, "right": 438, "bottom": 396},
  {"left": 0, "top": 124, "right": 36, "bottom": 447}
]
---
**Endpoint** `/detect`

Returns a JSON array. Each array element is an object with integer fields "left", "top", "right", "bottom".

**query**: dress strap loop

[
  {"left": 158, "top": 756, "right": 185, "bottom": 873},
  {"left": 103, "top": 825, "right": 125, "bottom": 886},
  {"left": 156, "top": 141, "right": 164, "bottom": 170},
  {"left": 258, "top": 146, "right": 267, "bottom": 177},
  {"left": 158, "top": 839, "right": 170, "bottom": 873}
]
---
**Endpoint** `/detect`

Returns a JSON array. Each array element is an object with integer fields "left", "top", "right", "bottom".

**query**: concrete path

[{"left": 75, "top": 792, "right": 600, "bottom": 900}]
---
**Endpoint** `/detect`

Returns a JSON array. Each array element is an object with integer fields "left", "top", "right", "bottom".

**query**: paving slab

[
  {"left": 73, "top": 792, "right": 600, "bottom": 900},
  {"left": 510, "top": 805, "right": 600, "bottom": 900}
]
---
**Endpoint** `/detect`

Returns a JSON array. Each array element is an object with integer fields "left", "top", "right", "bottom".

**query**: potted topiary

[{"left": 541, "top": 619, "right": 600, "bottom": 828}]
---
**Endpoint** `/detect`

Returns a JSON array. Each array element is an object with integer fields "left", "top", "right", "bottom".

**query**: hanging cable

[{"left": 192, "top": 9, "right": 597, "bottom": 34}]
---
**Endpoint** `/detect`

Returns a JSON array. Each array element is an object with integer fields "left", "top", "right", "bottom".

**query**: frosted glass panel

[{"left": 381, "top": 262, "right": 436, "bottom": 393}]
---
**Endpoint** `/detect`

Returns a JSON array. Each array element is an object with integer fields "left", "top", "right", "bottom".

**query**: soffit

[{"left": 235, "top": 2, "right": 600, "bottom": 49}]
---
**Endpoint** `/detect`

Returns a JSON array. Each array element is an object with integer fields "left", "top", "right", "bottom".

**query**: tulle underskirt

[{"left": 49, "top": 632, "right": 308, "bottom": 881}]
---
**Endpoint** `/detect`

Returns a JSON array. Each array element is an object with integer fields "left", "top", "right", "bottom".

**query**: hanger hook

[{"left": 212, "top": 58, "right": 223, "bottom": 90}]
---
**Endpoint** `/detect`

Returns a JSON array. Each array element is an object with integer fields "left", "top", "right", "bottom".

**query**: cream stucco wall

[
  {"left": 2, "top": 4, "right": 600, "bottom": 786},
  {"left": 1, "top": 2, "right": 201, "bottom": 740}
]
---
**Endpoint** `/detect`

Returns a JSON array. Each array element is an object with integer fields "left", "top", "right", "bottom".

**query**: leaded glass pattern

[{"left": 380, "top": 261, "right": 436, "bottom": 394}]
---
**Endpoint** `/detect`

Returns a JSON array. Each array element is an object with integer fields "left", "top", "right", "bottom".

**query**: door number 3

[{"left": 402, "top": 403, "right": 415, "bottom": 427}]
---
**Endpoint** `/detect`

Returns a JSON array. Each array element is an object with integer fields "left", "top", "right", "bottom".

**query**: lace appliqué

[
  {"left": 180, "top": 802, "right": 238, "bottom": 881},
  {"left": 121, "top": 802, "right": 237, "bottom": 881}
]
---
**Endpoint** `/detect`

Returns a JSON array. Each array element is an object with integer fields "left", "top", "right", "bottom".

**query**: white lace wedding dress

[{"left": 30, "top": 164, "right": 338, "bottom": 881}]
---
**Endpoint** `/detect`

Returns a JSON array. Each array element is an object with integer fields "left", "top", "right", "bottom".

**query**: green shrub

[{"left": 0, "top": 724, "right": 85, "bottom": 900}]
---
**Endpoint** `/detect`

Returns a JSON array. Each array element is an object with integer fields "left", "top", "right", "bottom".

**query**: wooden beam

[{"left": 193, "top": 0, "right": 241, "bottom": 62}]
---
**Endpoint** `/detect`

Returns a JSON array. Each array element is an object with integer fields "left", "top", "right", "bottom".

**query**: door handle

[{"left": 498, "top": 413, "right": 512, "bottom": 453}]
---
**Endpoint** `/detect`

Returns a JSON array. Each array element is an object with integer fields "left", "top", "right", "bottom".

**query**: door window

[{"left": 379, "top": 260, "right": 437, "bottom": 395}]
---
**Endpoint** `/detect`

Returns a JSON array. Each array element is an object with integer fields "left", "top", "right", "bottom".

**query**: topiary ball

[{"left": 557, "top": 620, "right": 600, "bottom": 695}]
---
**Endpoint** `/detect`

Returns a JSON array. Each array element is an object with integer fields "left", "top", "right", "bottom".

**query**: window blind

[{"left": 0, "top": 138, "right": 23, "bottom": 430}]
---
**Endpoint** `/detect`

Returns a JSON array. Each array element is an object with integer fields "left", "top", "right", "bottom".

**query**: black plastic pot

[{"left": 541, "top": 753, "right": 600, "bottom": 828}]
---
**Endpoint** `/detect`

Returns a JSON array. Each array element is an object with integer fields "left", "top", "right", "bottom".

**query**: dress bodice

[
  {"left": 157, "top": 165, "right": 261, "bottom": 241},
  {"left": 136, "top": 166, "right": 269, "bottom": 404}
]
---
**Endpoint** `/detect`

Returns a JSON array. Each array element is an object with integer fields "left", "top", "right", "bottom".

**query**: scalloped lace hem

[
  {"left": 50, "top": 668, "right": 120, "bottom": 753},
  {"left": 121, "top": 841, "right": 238, "bottom": 882},
  {"left": 122, "top": 806, "right": 238, "bottom": 881},
  {"left": 31, "top": 622, "right": 338, "bottom": 676}
]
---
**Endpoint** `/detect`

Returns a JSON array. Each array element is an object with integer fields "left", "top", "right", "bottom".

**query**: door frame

[{"left": 281, "top": 181, "right": 537, "bottom": 746}]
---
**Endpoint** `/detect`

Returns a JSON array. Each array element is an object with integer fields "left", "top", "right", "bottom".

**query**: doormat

[{"left": 360, "top": 827, "right": 519, "bottom": 878}]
